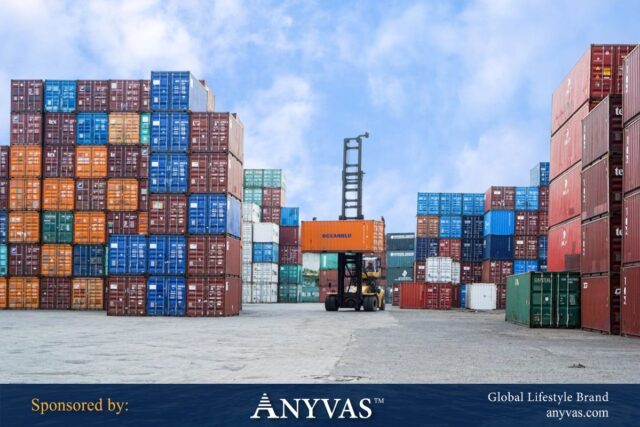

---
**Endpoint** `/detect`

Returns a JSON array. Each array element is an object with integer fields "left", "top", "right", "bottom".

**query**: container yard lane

[{"left": 1, "top": 304, "right": 640, "bottom": 383}]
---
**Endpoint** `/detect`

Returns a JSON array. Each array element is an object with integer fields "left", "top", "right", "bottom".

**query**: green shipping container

[
  {"left": 278, "top": 283, "right": 300, "bottom": 303},
  {"left": 244, "top": 169, "right": 264, "bottom": 188},
  {"left": 0, "top": 244, "right": 7, "bottom": 276},
  {"left": 140, "top": 112, "right": 151, "bottom": 145},
  {"left": 388, "top": 266, "right": 414, "bottom": 282},
  {"left": 506, "top": 272, "right": 580, "bottom": 328},
  {"left": 302, "top": 276, "right": 318, "bottom": 287},
  {"left": 263, "top": 169, "right": 285, "bottom": 189},
  {"left": 244, "top": 188, "right": 263, "bottom": 206},
  {"left": 299, "top": 286, "right": 319, "bottom": 303},
  {"left": 42, "top": 211, "right": 74, "bottom": 244},
  {"left": 320, "top": 253, "right": 338, "bottom": 270},
  {"left": 386, "top": 251, "right": 415, "bottom": 268},
  {"left": 386, "top": 233, "right": 415, "bottom": 251},
  {"left": 279, "top": 265, "right": 302, "bottom": 285}
]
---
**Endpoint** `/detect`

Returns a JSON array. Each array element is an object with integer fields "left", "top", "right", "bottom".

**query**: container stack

[
  {"left": 530, "top": 162, "right": 550, "bottom": 272},
  {"left": 622, "top": 46, "right": 640, "bottom": 337},
  {"left": 548, "top": 45, "right": 635, "bottom": 273},
  {"left": 240, "top": 202, "right": 260, "bottom": 303},
  {"left": 318, "top": 253, "right": 338, "bottom": 302},
  {"left": 580, "top": 95, "right": 623, "bottom": 334},
  {"left": 512, "top": 186, "right": 542, "bottom": 275},
  {"left": 278, "top": 207, "right": 306, "bottom": 302},
  {"left": 386, "top": 233, "right": 415, "bottom": 306}
]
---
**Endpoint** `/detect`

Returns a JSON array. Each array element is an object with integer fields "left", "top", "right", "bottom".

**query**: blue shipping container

[
  {"left": 147, "top": 235, "right": 186, "bottom": 274},
  {"left": 461, "top": 238, "right": 484, "bottom": 262},
  {"left": 515, "top": 187, "right": 539, "bottom": 211},
  {"left": 72, "top": 245, "right": 106, "bottom": 277},
  {"left": 513, "top": 260, "right": 539, "bottom": 275},
  {"left": 462, "top": 215, "right": 484, "bottom": 239},
  {"left": 462, "top": 193, "right": 485, "bottom": 216},
  {"left": 0, "top": 244, "right": 7, "bottom": 276},
  {"left": 188, "top": 194, "right": 241, "bottom": 237},
  {"left": 146, "top": 276, "right": 186, "bottom": 316},
  {"left": 150, "top": 71, "right": 209, "bottom": 112},
  {"left": 44, "top": 80, "right": 76, "bottom": 112},
  {"left": 149, "top": 153, "right": 189, "bottom": 193},
  {"left": 150, "top": 112, "right": 190, "bottom": 152},
  {"left": 526, "top": 187, "right": 539, "bottom": 211},
  {"left": 538, "top": 260, "right": 548, "bottom": 272},
  {"left": 76, "top": 113, "right": 108, "bottom": 145},
  {"left": 538, "top": 236, "right": 548, "bottom": 260},
  {"left": 108, "top": 235, "right": 147, "bottom": 274},
  {"left": 280, "top": 207, "right": 300, "bottom": 227},
  {"left": 439, "top": 193, "right": 463, "bottom": 215},
  {"left": 415, "top": 237, "right": 439, "bottom": 261},
  {"left": 253, "top": 243, "right": 279, "bottom": 263},
  {"left": 439, "top": 216, "right": 462, "bottom": 238},
  {"left": 0, "top": 211, "right": 7, "bottom": 244},
  {"left": 483, "top": 211, "right": 515, "bottom": 236},
  {"left": 417, "top": 193, "right": 440, "bottom": 215},
  {"left": 530, "top": 162, "right": 550, "bottom": 186},
  {"left": 460, "top": 284, "right": 467, "bottom": 308},
  {"left": 483, "top": 235, "right": 514, "bottom": 260}
]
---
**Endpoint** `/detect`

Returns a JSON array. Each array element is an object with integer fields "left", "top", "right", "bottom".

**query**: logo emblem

[{"left": 250, "top": 393, "right": 278, "bottom": 419}]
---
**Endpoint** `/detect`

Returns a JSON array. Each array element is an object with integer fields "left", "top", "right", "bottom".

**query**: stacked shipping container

[{"left": 386, "top": 233, "right": 415, "bottom": 306}]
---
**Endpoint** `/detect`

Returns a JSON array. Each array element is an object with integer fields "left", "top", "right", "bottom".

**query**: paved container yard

[{"left": 1, "top": 304, "right": 639, "bottom": 384}]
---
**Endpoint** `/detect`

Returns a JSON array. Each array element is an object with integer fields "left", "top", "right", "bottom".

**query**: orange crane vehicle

[{"left": 301, "top": 133, "right": 386, "bottom": 311}]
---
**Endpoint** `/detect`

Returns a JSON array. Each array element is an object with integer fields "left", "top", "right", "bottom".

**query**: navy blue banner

[{"left": 0, "top": 384, "right": 637, "bottom": 426}]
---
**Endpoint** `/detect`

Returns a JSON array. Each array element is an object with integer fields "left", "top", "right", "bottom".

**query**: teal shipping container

[
  {"left": 320, "top": 253, "right": 338, "bottom": 270},
  {"left": 279, "top": 265, "right": 302, "bottom": 285},
  {"left": 244, "top": 169, "right": 264, "bottom": 188},
  {"left": 386, "top": 251, "right": 415, "bottom": 268},
  {"left": 244, "top": 188, "right": 263, "bottom": 206},
  {"left": 278, "top": 283, "right": 300, "bottom": 303},
  {"left": 0, "top": 244, "right": 7, "bottom": 276},
  {"left": 299, "top": 286, "right": 320, "bottom": 303}
]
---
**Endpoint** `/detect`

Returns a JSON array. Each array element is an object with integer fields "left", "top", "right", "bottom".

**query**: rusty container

[
  {"left": 71, "top": 278, "right": 105, "bottom": 310},
  {"left": 39, "top": 278, "right": 72, "bottom": 309}
]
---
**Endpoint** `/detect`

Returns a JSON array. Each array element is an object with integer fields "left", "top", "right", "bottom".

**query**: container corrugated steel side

[
  {"left": 42, "top": 212, "right": 73, "bottom": 244},
  {"left": 623, "top": 46, "right": 640, "bottom": 125},
  {"left": 109, "top": 80, "right": 143, "bottom": 112},
  {"left": 461, "top": 215, "right": 483, "bottom": 239},
  {"left": 547, "top": 217, "right": 581, "bottom": 272},
  {"left": 147, "top": 235, "right": 186, "bottom": 275},
  {"left": 483, "top": 211, "right": 515, "bottom": 236},
  {"left": 582, "top": 215, "right": 622, "bottom": 275},
  {"left": 107, "top": 276, "right": 146, "bottom": 316},
  {"left": 148, "top": 194, "right": 187, "bottom": 234},
  {"left": 280, "top": 207, "right": 300, "bottom": 227},
  {"left": 623, "top": 191, "right": 640, "bottom": 264},
  {"left": 581, "top": 275, "right": 620, "bottom": 334},
  {"left": 623, "top": 117, "right": 640, "bottom": 194},
  {"left": 399, "top": 282, "right": 425, "bottom": 309},
  {"left": 10, "top": 113, "right": 42, "bottom": 144},
  {"left": 44, "top": 80, "right": 76, "bottom": 113},
  {"left": 416, "top": 215, "right": 439, "bottom": 238},
  {"left": 300, "top": 220, "right": 384, "bottom": 253},
  {"left": 146, "top": 276, "right": 186, "bottom": 316},
  {"left": 190, "top": 112, "right": 244, "bottom": 160},
  {"left": 549, "top": 162, "right": 581, "bottom": 227},
  {"left": 484, "top": 187, "right": 515, "bottom": 211},
  {"left": 72, "top": 245, "right": 106, "bottom": 277},
  {"left": 550, "top": 103, "right": 590, "bottom": 180},
  {"left": 71, "top": 278, "right": 104, "bottom": 310},
  {"left": 39, "top": 278, "right": 71, "bottom": 310},
  {"left": 188, "top": 152, "right": 243, "bottom": 199},
  {"left": 150, "top": 71, "right": 209, "bottom": 112},
  {"left": 438, "top": 216, "right": 462, "bottom": 238},
  {"left": 149, "top": 153, "right": 188, "bottom": 193},
  {"left": 44, "top": 113, "right": 76, "bottom": 145},
  {"left": 76, "top": 80, "right": 109, "bottom": 112},
  {"left": 11, "top": 80, "right": 43, "bottom": 112},
  {"left": 75, "top": 179, "right": 107, "bottom": 210},
  {"left": 582, "top": 95, "right": 623, "bottom": 168},
  {"left": 108, "top": 235, "right": 147, "bottom": 274},
  {"left": 186, "top": 276, "right": 241, "bottom": 317},
  {"left": 150, "top": 112, "right": 190, "bottom": 152},
  {"left": 621, "top": 265, "right": 640, "bottom": 337},
  {"left": 43, "top": 145, "right": 75, "bottom": 178},
  {"left": 76, "top": 113, "right": 108, "bottom": 145},
  {"left": 188, "top": 194, "right": 241, "bottom": 237},
  {"left": 483, "top": 235, "right": 513, "bottom": 260},
  {"left": 187, "top": 235, "right": 241, "bottom": 276}
]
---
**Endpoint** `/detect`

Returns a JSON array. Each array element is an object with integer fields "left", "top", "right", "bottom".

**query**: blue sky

[{"left": 1, "top": 0, "right": 638, "bottom": 232}]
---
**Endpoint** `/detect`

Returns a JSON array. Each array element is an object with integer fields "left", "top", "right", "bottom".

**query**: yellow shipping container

[
  {"left": 109, "top": 112, "right": 140, "bottom": 144},
  {"left": 301, "top": 220, "right": 385, "bottom": 253}
]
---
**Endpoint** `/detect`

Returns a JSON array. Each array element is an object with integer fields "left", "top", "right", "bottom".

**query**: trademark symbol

[{"left": 374, "top": 398, "right": 384, "bottom": 404}]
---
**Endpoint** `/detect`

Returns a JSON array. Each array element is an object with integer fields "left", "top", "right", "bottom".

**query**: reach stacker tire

[
  {"left": 325, "top": 295, "right": 339, "bottom": 311},
  {"left": 363, "top": 295, "right": 377, "bottom": 312}
]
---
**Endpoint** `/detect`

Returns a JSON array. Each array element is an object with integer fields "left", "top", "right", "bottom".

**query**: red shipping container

[
  {"left": 39, "top": 278, "right": 72, "bottom": 310},
  {"left": 0, "top": 179, "right": 8, "bottom": 210},
  {"left": 186, "top": 276, "right": 241, "bottom": 317},
  {"left": 319, "top": 270, "right": 339, "bottom": 288},
  {"left": 414, "top": 261, "right": 426, "bottom": 282},
  {"left": 624, "top": 118, "right": 640, "bottom": 194},
  {"left": 0, "top": 146, "right": 9, "bottom": 179},
  {"left": 514, "top": 236, "right": 538, "bottom": 260},
  {"left": 548, "top": 217, "right": 581, "bottom": 272},
  {"left": 484, "top": 186, "right": 515, "bottom": 212},
  {"left": 435, "top": 283, "right": 455, "bottom": 310},
  {"left": 623, "top": 192, "right": 640, "bottom": 264},
  {"left": 424, "top": 283, "right": 438, "bottom": 308},
  {"left": 140, "top": 80, "right": 151, "bottom": 111},
  {"left": 539, "top": 185, "right": 549, "bottom": 212},
  {"left": 399, "top": 282, "right": 425, "bottom": 309},
  {"left": 539, "top": 212, "right": 549, "bottom": 235},
  {"left": 107, "top": 276, "right": 146, "bottom": 316},
  {"left": 107, "top": 145, "right": 144, "bottom": 178},
  {"left": 109, "top": 80, "right": 142, "bottom": 112},
  {"left": 582, "top": 215, "right": 622, "bottom": 275},
  {"left": 187, "top": 235, "right": 241, "bottom": 276},
  {"left": 551, "top": 44, "right": 634, "bottom": 135},
  {"left": 279, "top": 245, "right": 301, "bottom": 265},
  {"left": 496, "top": 284, "right": 506, "bottom": 309},
  {"left": 515, "top": 211, "right": 539, "bottom": 236},
  {"left": 106, "top": 211, "right": 140, "bottom": 235},
  {"left": 438, "top": 239, "right": 461, "bottom": 261},
  {"left": 549, "top": 162, "right": 581, "bottom": 227},
  {"left": 77, "top": 80, "right": 109, "bottom": 112},
  {"left": 582, "top": 156, "right": 623, "bottom": 221},
  {"left": 262, "top": 188, "right": 285, "bottom": 208},
  {"left": 262, "top": 207, "right": 281, "bottom": 224},
  {"left": 9, "top": 244, "right": 41, "bottom": 276},
  {"left": 279, "top": 226, "right": 299, "bottom": 246},
  {"left": 11, "top": 80, "right": 43, "bottom": 112},
  {"left": 623, "top": 46, "right": 640, "bottom": 125},
  {"left": 188, "top": 152, "right": 243, "bottom": 199},
  {"left": 581, "top": 275, "right": 620, "bottom": 334},
  {"left": 319, "top": 285, "right": 333, "bottom": 303},
  {"left": 138, "top": 179, "right": 149, "bottom": 211},
  {"left": 148, "top": 194, "right": 187, "bottom": 234},
  {"left": 621, "top": 266, "right": 640, "bottom": 337},
  {"left": 481, "top": 260, "right": 513, "bottom": 285},
  {"left": 460, "top": 261, "right": 483, "bottom": 284},
  {"left": 189, "top": 112, "right": 244, "bottom": 160},
  {"left": 582, "top": 95, "right": 623, "bottom": 168},
  {"left": 10, "top": 113, "right": 42, "bottom": 145},
  {"left": 550, "top": 104, "right": 589, "bottom": 180},
  {"left": 44, "top": 113, "right": 76, "bottom": 145},
  {"left": 75, "top": 179, "right": 107, "bottom": 211},
  {"left": 43, "top": 145, "right": 75, "bottom": 178},
  {"left": 416, "top": 215, "right": 439, "bottom": 238}
]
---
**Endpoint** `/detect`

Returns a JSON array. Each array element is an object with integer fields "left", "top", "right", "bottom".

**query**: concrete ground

[{"left": 1, "top": 304, "right": 639, "bottom": 383}]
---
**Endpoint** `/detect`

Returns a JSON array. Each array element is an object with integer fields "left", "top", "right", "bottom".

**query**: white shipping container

[
  {"left": 253, "top": 223, "right": 279, "bottom": 243},
  {"left": 302, "top": 253, "right": 320, "bottom": 276},
  {"left": 451, "top": 262, "right": 461, "bottom": 284},
  {"left": 465, "top": 283, "right": 497, "bottom": 310},
  {"left": 242, "top": 222, "right": 253, "bottom": 243},
  {"left": 242, "top": 263, "right": 253, "bottom": 282},
  {"left": 242, "top": 283, "right": 252, "bottom": 304},
  {"left": 251, "top": 282, "right": 278, "bottom": 303},
  {"left": 242, "top": 244, "right": 253, "bottom": 263},
  {"left": 426, "top": 257, "right": 453, "bottom": 283},
  {"left": 252, "top": 263, "right": 279, "bottom": 282},
  {"left": 242, "top": 202, "right": 261, "bottom": 223}
]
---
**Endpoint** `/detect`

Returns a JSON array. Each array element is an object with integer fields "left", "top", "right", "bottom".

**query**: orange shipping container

[
  {"left": 10, "top": 145, "right": 42, "bottom": 178},
  {"left": 138, "top": 211, "right": 148, "bottom": 235},
  {"left": 8, "top": 277, "right": 39, "bottom": 309},
  {"left": 0, "top": 278, "right": 7, "bottom": 309},
  {"left": 107, "top": 179, "right": 138, "bottom": 211},
  {"left": 72, "top": 278, "right": 104, "bottom": 310},
  {"left": 76, "top": 146, "right": 107, "bottom": 178},
  {"left": 41, "top": 244, "right": 73, "bottom": 277},
  {"left": 74, "top": 212, "right": 107, "bottom": 244},
  {"left": 42, "top": 178, "right": 75, "bottom": 211},
  {"left": 301, "top": 220, "right": 385, "bottom": 253},
  {"left": 9, "top": 211, "right": 39, "bottom": 243},
  {"left": 108, "top": 112, "right": 140, "bottom": 144},
  {"left": 9, "top": 178, "right": 40, "bottom": 210}
]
